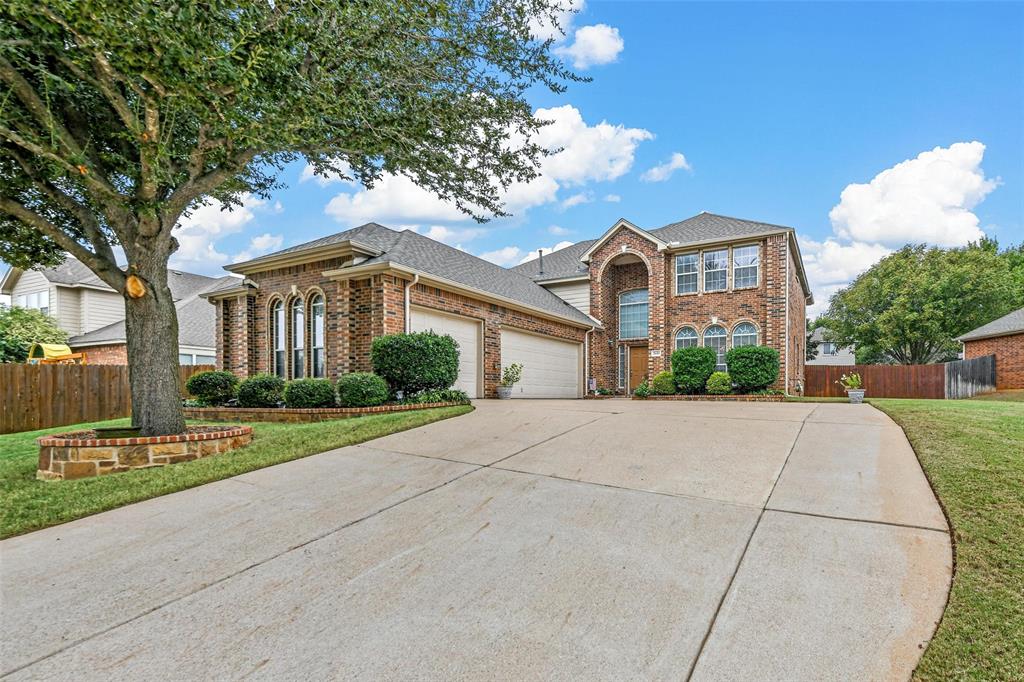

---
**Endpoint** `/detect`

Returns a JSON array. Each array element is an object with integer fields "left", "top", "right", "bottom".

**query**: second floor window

[
  {"left": 291, "top": 298, "right": 305, "bottom": 379},
  {"left": 704, "top": 249, "right": 728, "bottom": 292},
  {"left": 310, "top": 294, "right": 325, "bottom": 378},
  {"left": 733, "top": 245, "right": 759, "bottom": 288},
  {"left": 675, "top": 253, "right": 698, "bottom": 294},
  {"left": 821, "top": 342, "right": 837, "bottom": 356},
  {"left": 15, "top": 290, "right": 49, "bottom": 316},
  {"left": 619, "top": 289, "right": 649, "bottom": 339}
]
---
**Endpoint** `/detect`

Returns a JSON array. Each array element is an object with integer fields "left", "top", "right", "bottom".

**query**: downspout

[{"left": 404, "top": 273, "right": 420, "bottom": 331}]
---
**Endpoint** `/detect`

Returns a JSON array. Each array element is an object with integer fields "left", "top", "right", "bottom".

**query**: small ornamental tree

[
  {"left": 0, "top": 1, "right": 582, "bottom": 434},
  {"left": 0, "top": 305, "right": 67, "bottom": 363},
  {"left": 725, "top": 346, "right": 779, "bottom": 392},
  {"left": 671, "top": 346, "right": 717, "bottom": 394},
  {"left": 371, "top": 332, "right": 459, "bottom": 396}
]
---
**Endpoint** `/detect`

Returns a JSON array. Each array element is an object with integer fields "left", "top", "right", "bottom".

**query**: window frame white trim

[
  {"left": 674, "top": 325, "right": 699, "bottom": 349},
  {"left": 289, "top": 295, "right": 305, "bottom": 380},
  {"left": 617, "top": 287, "right": 650, "bottom": 340},
  {"left": 702, "top": 248, "right": 729, "bottom": 293},
  {"left": 268, "top": 297, "right": 286, "bottom": 379},
  {"left": 731, "top": 321, "right": 759, "bottom": 347},
  {"left": 308, "top": 291, "right": 326, "bottom": 378},
  {"left": 674, "top": 252, "right": 699, "bottom": 296},
  {"left": 702, "top": 323, "right": 728, "bottom": 371},
  {"left": 731, "top": 243, "right": 760, "bottom": 290}
]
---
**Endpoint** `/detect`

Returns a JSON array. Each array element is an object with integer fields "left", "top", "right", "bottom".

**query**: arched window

[
  {"left": 618, "top": 289, "right": 648, "bottom": 339},
  {"left": 310, "top": 294, "right": 325, "bottom": 378},
  {"left": 291, "top": 297, "right": 305, "bottom": 379},
  {"left": 270, "top": 299, "right": 285, "bottom": 378},
  {"left": 674, "top": 326, "right": 698, "bottom": 349},
  {"left": 703, "top": 325, "right": 727, "bottom": 371},
  {"left": 732, "top": 322, "right": 758, "bottom": 348}
]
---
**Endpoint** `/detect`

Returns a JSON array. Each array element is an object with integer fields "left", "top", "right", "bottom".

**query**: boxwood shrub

[
  {"left": 185, "top": 370, "right": 238, "bottom": 406},
  {"left": 706, "top": 371, "right": 733, "bottom": 395},
  {"left": 725, "top": 345, "right": 780, "bottom": 391},
  {"left": 236, "top": 373, "right": 285, "bottom": 408},
  {"left": 651, "top": 370, "right": 676, "bottom": 395},
  {"left": 412, "top": 388, "right": 470, "bottom": 404},
  {"left": 671, "top": 346, "right": 717, "bottom": 393},
  {"left": 370, "top": 332, "right": 459, "bottom": 395},
  {"left": 337, "top": 372, "right": 389, "bottom": 408},
  {"left": 283, "top": 378, "right": 337, "bottom": 408}
]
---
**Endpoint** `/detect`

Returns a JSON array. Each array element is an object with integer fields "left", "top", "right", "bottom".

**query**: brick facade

[
  {"left": 964, "top": 332, "right": 1024, "bottom": 389},
  {"left": 71, "top": 343, "right": 128, "bottom": 365}
]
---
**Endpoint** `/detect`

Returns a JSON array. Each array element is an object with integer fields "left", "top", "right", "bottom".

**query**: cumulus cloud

[
  {"left": 603, "top": 194, "right": 621, "bottom": 203},
  {"left": 478, "top": 240, "right": 575, "bottom": 267},
  {"left": 560, "top": 192, "right": 592, "bottom": 209},
  {"left": 171, "top": 195, "right": 266, "bottom": 273},
  {"left": 640, "top": 152, "right": 692, "bottom": 182},
  {"left": 801, "top": 237, "right": 891, "bottom": 317},
  {"left": 234, "top": 233, "right": 284, "bottom": 263},
  {"left": 517, "top": 241, "right": 575, "bottom": 264},
  {"left": 829, "top": 141, "right": 997, "bottom": 247},
  {"left": 554, "top": 24, "right": 624, "bottom": 69},
  {"left": 548, "top": 225, "right": 571, "bottom": 236},
  {"left": 325, "top": 174, "right": 467, "bottom": 225},
  {"left": 299, "top": 159, "right": 356, "bottom": 187},
  {"left": 404, "top": 225, "right": 486, "bottom": 250},
  {"left": 529, "top": 0, "right": 584, "bottom": 41},
  {"left": 535, "top": 104, "right": 652, "bottom": 185}
]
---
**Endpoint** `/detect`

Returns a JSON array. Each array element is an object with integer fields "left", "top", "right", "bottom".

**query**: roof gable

[{"left": 579, "top": 219, "right": 668, "bottom": 263}]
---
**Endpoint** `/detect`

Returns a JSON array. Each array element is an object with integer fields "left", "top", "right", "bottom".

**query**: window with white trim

[
  {"left": 675, "top": 326, "right": 698, "bottom": 349},
  {"left": 291, "top": 297, "right": 305, "bottom": 379},
  {"left": 703, "top": 325, "right": 727, "bottom": 371},
  {"left": 617, "top": 344, "right": 626, "bottom": 389},
  {"left": 310, "top": 294, "right": 325, "bottom": 378},
  {"left": 618, "top": 289, "right": 649, "bottom": 339},
  {"left": 15, "top": 290, "right": 49, "bottom": 315},
  {"left": 822, "top": 342, "right": 837, "bottom": 356},
  {"left": 675, "top": 253, "right": 698, "bottom": 294},
  {"left": 704, "top": 249, "right": 728, "bottom": 292},
  {"left": 733, "top": 245, "right": 759, "bottom": 288},
  {"left": 271, "top": 300, "right": 285, "bottom": 378},
  {"left": 732, "top": 322, "right": 758, "bottom": 347}
]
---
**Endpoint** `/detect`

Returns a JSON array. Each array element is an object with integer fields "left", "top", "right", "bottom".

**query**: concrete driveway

[{"left": 1, "top": 400, "right": 951, "bottom": 680}]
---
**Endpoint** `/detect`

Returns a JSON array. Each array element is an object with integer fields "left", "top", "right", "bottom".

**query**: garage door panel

[
  {"left": 410, "top": 309, "right": 480, "bottom": 398},
  {"left": 500, "top": 329, "right": 580, "bottom": 399}
]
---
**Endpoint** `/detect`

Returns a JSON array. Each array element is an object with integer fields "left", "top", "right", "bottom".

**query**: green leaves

[{"left": 0, "top": 305, "right": 67, "bottom": 363}]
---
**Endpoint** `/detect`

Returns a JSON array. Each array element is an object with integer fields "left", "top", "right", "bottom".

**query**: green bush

[
  {"left": 633, "top": 377, "right": 651, "bottom": 398},
  {"left": 651, "top": 370, "right": 676, "bottom": 395},
  {"left": 236, "top": 374, "right": 285, "bottom": 408},
  {"left": 706, "top": 371, "right": 733, "bottom": 395},
  {"left": 284, "top": 378, "right": 337, "bottom": 408},
  {"left": 336, "top": 373, "right": 389, "bottom": 407},
  {"left": 185, "top": 370, "right": 238, "bottom": 406},
  {"left": 370, "top": 332, "right": 459, "bottom": 395},
  {"left": 412, "top": 388, "right": 470, "bottom": 404},
  {"left": 671, "top": 346, "right": 717, "bottom": 393},
  {"left": 725, "top": 345, "right": 780, "bottom": 391}
]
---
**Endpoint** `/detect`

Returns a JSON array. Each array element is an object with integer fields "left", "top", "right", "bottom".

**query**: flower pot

[
  {"left": 846, "top": 389, "right": 865, "bottom": 404},
  {"left": 497, "top": 386, "right": 513, "bottom": 400}
]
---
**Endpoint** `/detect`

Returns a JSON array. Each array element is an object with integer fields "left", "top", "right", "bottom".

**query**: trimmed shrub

[
  {"left": 633, "top": 377, "right": 651, "bottom": 398},
  {"left": 370, "top": 332, "right": 459, "bottom": 395},
  {"left": 725, "top": 345, "right": 780, "bottom": 391},
  {"left": 185, "top": 370, "right": 237, "bottom": 406},
  {"left": 671, "top": 346, "right": 717, "bottom": 393},
  {"left": 337, "top": 373, "right": 389, "bottom": 408},
  {"left": 237, "top": 374, "right": 285, "bottom": 408},
  {"left": 706, "top": 371, "right": 733, "bottom": 395},
  {"left": 651, "top": 370, "right": 676, "bottom": 395},
  {"left": 284, "top": 378, "right": 336, "bottom": 408},
  {"left": 413, "top": 388, "right": 470, "bottom": 404}
]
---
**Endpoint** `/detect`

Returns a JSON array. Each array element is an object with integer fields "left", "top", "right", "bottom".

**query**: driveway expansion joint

[{"left": 764, "top": 506, "right": 949, "bottom": 534}]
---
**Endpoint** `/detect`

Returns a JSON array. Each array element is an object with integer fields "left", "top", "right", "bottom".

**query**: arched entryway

[{"left": 598, "top": 251, "right": 653, "bottom": 393}]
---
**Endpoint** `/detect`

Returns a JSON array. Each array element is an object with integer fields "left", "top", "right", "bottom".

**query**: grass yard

[
  {"left": 870, "top": 397, "right": 1024, "bottom": 681},
  {"left": 0, "top": 405, "right": 471, "bottom": 539}
]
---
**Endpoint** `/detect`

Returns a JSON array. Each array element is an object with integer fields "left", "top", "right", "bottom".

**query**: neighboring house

[
  {"left": 210, "top": 212, "right": 812, "bottom": 397},
  {"left": 807, "top": 327, "right": 856, "bottom": 366},
  {"left": 0, "top": 258, "right": 236, "bottom": 365},
  {"left": 956, "top": 307, "right": 1024, "bottom": 389}
]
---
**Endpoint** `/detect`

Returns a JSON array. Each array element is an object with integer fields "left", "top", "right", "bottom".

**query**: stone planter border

[
  {"left": 183, "top": 401, "right": 469, "bottom": 423},
  {"left": 38, "top": 425, "right": 252, "bottom": 481},
  {"left": 633, "top": 394, "right": 785, "bottom": 402}
]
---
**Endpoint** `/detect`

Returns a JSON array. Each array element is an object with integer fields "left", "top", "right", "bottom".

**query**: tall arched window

[
  {"left": 703, "top": 325, "right": 727, "bottom": 371},
  {"left": 270, "top": 299, "right": 285, "bottom": 377},
  {"left": 618, "top": 289, "right": 649, "bottom": 339},
  {"left": 291, "top": 297, "right": 305, "bottom": 379},
  {"left": 310, "top": 294, "right": 325, "bottom": 378},
  {"left": 674, "top": 326, "right": 698, "bottom": 349},
  {"left": 732, "top": 322, "right": 758, "bottom": 348}
]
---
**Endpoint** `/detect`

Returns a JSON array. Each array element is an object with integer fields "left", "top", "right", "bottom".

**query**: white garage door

[
  {"left": 409, "top": 308, "right": 481, "bottom": 398},
  {"left": 500, "top": 329, "right": 581, "bottom": 398}
]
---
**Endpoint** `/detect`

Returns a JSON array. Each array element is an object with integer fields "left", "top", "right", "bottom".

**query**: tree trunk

[{"left": 123, "top": 253, "right": 186, "bottom": 436}]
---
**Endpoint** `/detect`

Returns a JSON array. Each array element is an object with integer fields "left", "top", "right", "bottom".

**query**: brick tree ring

[{"left": 36, "top": 425, "right": 253, "bottom": 481}]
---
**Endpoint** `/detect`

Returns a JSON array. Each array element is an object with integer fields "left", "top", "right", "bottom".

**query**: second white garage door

[
  {"left": 500, "top": 329, "right": 581, "bottom": 398},
  {"left": 409, "top": 308, "right": 481, "bottom": 398}
]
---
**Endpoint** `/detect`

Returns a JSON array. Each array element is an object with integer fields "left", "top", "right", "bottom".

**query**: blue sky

[{"left": 11, "top": 2, "right": 1024, "bottom": 315}]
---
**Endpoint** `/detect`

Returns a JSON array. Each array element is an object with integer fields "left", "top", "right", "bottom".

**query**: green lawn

[
  {"left": 0, "top": 405, "right": 472, "bottom": 539},
  {"left": 970, "top": 389, "right": 1024, "bottom": 403},
  {"left": 870, "top": 397, "right": 1024, "bottom": 680}
]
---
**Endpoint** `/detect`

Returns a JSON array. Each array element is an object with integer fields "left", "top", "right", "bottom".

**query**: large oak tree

[{"left": 0, "top": 0, "right": 579, "bottom": 434}]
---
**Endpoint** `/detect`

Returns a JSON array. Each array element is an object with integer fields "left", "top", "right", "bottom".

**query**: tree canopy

[
  {"left": 824, "top": 241, "right": 1022, "bottom": 365},
  {"left": 0, "top": 0, "right": 581, "bottom": 434},
  {"left": 0, "top": 305, "right": 67, "bottom": 363}
]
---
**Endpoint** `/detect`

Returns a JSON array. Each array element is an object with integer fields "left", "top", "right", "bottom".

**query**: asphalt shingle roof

[
  {"left": 649, "top": 212, "right": 793, "bottom": 244},
  {"left": 957, "top": 307, "right": 1024, "bottom": 342},
  {"left": 511, "top": 240, "right": 595, "bottom": 282}
]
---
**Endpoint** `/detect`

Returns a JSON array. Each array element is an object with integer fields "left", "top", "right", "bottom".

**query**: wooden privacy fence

[
  {"left": 804, "top": 355, "right": 996, "bottom": 399},
  {"left": 0, "top": 364, "right": 215, "bottom": 434}
]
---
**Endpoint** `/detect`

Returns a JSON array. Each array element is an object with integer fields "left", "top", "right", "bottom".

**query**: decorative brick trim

[
  {"left": 633, "top": 394, "right": 785, "bottom": 402},
  {"left": 183, "top": 401, "right": 468, "bottom": 423}
]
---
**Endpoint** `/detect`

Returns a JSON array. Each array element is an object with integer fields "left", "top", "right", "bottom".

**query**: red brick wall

[
  {"left": 964, "top": 333, "right": 1024, "bottom": 389},
  {"left": 73, "top": 343, "right": 128, "bottom": 364}
]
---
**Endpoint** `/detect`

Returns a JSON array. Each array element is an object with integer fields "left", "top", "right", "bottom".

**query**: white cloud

[
  {"left": 404, "top": 224, "right": 485, "bottom": 248},
  {"left": 234, "top": 233, "right": 284, "bottom": 263},
  {"left": 554, "top": 24, "right": 624, "bottom": 69},
  {"left": 548, "top": 225, "right": 571, "bottom": 236},
  {"left": 518, "top": 241, "right": 575, "bottom": 264},
  {"left": 640, "top": 152, "right": 692, "bottom": 182},
  {"left": 603, "top": 194, "right": 621, "bottom": 203},
  {"left": 299, "top": 160, "right": 356, "bottom": 187},
  {"left": 171, "top": 195, "right": 266, "bottom": 273},
  {"left": 560, "top": 192, "right": 592, "bottom": 209},
  {"left": 535, "top": 104, "right": 652, "bottom": 185},
  {"left": 800, "top": 236, "right": 891, "bottom": 317},
  {"left": 325, "top": 173, "right": 467, "bottom": 225},
  {"left": 829, "top": 141, "right": 997, "bottom": 248},
  {"left": 529, "top": 0, "right": 585, "bottom": 41},
  {"left": 478, "top": 246, "right": 524, "bottom": 266}
]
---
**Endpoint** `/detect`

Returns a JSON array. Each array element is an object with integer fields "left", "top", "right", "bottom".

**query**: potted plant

[
  {"left": 497, "top": 363, "right": 523, "bottom": 399},
  {"left": 836, "top": 372, "right": 865, "bottom": 403}
]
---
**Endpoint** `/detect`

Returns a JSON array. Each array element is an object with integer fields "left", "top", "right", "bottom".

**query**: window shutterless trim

[
  {"left": 674, "top": 252, "right": 699, "bottom": 296},
  {"left": 731, "top": 242, "right": 760, "bottom": 290}
]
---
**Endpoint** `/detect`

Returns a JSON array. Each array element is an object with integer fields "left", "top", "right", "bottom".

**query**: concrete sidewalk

[{"left": 0, "top": 400, "right": 951, "bottom": 680}]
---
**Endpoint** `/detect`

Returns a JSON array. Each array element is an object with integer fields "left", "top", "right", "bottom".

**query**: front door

[{"left": 628, "top": 345, "right": 648, "bottom": 392}]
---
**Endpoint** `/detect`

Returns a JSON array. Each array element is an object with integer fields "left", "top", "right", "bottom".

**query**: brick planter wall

[
  {"left": 183, "top": 401, "right": 469, "bottom": 423},
  {"left": 37, "top": 426, "right": 252, "bottom": 481}
]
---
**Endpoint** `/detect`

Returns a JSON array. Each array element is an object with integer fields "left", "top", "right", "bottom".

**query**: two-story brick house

[{"left": 208, "top": 212, "right": 812, "bottom": 397}]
